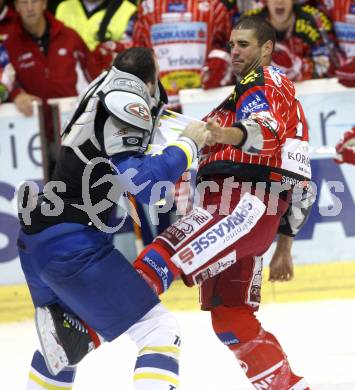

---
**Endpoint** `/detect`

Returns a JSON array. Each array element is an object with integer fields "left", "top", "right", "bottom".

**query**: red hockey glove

[
  {"left": 334, "top": 127, "right": 355, "bottom": 165},
  {"left": 201, "top": 49, "right": 233, "bottom": 90},
  {"left": 93, "top": 40, "right": 128, "bottom": 70},
  {"left": 271, "top": 43, "right": 303, "bottom": 81},
  {"left": 335, "top": 58, "right": 355, "bottom": 87}
]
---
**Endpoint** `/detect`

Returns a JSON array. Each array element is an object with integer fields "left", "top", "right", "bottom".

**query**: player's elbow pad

[{"left": 234, "top": 119, "right": 264, "bottom": 154}]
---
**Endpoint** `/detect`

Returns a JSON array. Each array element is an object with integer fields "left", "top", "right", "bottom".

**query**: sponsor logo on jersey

[
  {"left": 216, "top": 332, "right": 240, "bottom": 346},
  {"left": 167, "top": 2, "right": 187, "bottom": 12},
  {"left": 193, "top": 251, "right": 237, "bottom": 284},
  {"left": 171, "top": 194, "right": 266, "bottom": 275},
  {"left": 124, "top": 103, "right": 150, "bottom": 121},
  {"left": 238, "top": 91, "right": 269, "bottom": 119},
  {"left": 334, "top": 22, "right": 355, "bottom": 41},
  {"left": 287, "top": 151, "right": 310, "bottom": 167},
  {"left": 282, "top": 138, "right": 311, "bottom": 179},
  {"left": 142, "top": 250, "right": 172, "bottom": 292},
  {"left": 198, "top": 1, "right": 210, "bottom": 12},
  {"left": 160, "top": 207, "right": 213, "bottom": 248},
  {"left": 151, "top": 22, "right": 207, "bottom": 43}
]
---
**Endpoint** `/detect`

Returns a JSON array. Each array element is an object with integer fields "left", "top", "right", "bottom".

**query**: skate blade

[{"left": 35, "top": 307, "right": 69, "bottom": 376}]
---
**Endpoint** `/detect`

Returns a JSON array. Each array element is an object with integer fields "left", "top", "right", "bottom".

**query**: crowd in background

[{"left": 0, "top": 0, "right": 354, "bottom": 155}]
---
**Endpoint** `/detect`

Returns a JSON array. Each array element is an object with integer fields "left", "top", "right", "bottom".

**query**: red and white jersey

[
  {"left": 322, "top": 0, "right": 355, "bottom": 58},
  {"left": 133, "top": 0, "right": 233, "bottom": 107},
  {"left": 199, "top": 66, "right": 311, "bottom": 187}
]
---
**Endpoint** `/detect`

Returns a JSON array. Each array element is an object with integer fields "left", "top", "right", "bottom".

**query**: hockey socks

[
  {"left": 231, "top": 330, "right": 309, "bottom": 390},
  {"left": 129, "top": 303, "right": 181, "bottom": 390},
  {"left": 26, "top": 350, "right": 76, "bottom": 390},
  {"left": 212, "top": 306, "right": 309, "bottom": 390},
  {"left": 134, "top": 353, "right": 179, "bottom": 390}
]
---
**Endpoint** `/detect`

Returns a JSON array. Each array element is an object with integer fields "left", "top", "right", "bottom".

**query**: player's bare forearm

[
  {"left": 275, "top": 233, "right": 293, "bottom": 252},
  {"left": 269, "top": 234, "right": 294, "bottom": 282},
  {"left": 206, "top": 118, "right": 245, "bottom": 146}
]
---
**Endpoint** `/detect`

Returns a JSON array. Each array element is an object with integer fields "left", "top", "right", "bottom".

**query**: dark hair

[
  {"left": 113, "top": 47, "right": 156, "bottom": 84},
  {"left": 234, "top": 15, "right": 276, "bottom": 48}
]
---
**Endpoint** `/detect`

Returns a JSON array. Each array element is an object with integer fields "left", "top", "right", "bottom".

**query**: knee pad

[
  {"left": 128, "top": 304, "right": 181, "bottom": 389},
  {"left": 134, "top": 242, "right": 180, "bottom": 295}
]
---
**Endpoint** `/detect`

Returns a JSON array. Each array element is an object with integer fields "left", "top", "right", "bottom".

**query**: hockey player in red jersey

[
  {"left": 35, "top": 16, "right": 313, "bottom": 389},
  {"left": 322, "top": 0, "right": 355, "bottom": 87},
  {"left": 132, "top": 0, "right": 235, "bottom": 109},
  {"left": 335, "top": 126, "right": 355, "bottom": 165}
]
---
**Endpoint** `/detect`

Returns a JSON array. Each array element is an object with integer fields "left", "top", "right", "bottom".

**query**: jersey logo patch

[
  {"left": 122, "top": 136, "right": 143, "bottom": 147},
  {"left": 124, "top": 103, "right": 150, "bottom": 121}
]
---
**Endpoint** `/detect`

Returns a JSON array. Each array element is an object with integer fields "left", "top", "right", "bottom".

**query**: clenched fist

[{"left": 181, "top": 121, "right": 209, "bottom": 150}]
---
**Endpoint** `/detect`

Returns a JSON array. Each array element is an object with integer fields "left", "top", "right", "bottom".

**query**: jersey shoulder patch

[{"left": 236, "top": 67, "right": 265, "bottom": 95}]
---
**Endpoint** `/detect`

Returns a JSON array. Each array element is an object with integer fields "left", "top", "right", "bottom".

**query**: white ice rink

[{"left": 2, "top": 299, "right": 355, "bottom": 390}]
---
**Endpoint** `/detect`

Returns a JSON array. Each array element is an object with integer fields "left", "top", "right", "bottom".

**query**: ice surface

[{"left": 1, "top": 300, "right": 355, "bottom": 389}]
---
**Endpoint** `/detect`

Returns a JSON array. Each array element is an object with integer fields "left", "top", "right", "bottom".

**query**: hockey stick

[
  {"left": 160, "top": 110, "right": 337, "bottom": 157},
  {"left": 127, "top": 193, "right": 144, "bottom": 254}
]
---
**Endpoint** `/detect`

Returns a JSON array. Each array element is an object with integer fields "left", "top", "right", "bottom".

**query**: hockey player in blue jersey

[{"left": 17, "top": 47, "right": 210, "bottom": 390}]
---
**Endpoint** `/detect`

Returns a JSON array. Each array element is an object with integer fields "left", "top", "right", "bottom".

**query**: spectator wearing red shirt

[
  {"left": 5, "top": 0, "right": 101, "bottom": 177},
  {"left": 0, "top": 0, "right": 17, "bottom": 40},
  {"left": 5, "top": 0, "right": 101, "bottom": 128}
]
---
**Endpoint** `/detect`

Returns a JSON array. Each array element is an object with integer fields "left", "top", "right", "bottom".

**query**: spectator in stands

[
  {"left": 6, "top": 0, "right": 101, "bottom": 119},
  {"left": 318, "top": 0, "right": 355, "bottom": 87},
  {"left": 243, "top": 0, "right": 344, "bottom": 81},
  {"left": 0, "top": 41, "right": 14, "bottom": 102},
  {"left": 46, "top": 0, "right": 64, "bottom": 14},
  {"left": 132, "top": 0, "right": 234, "bottom": 111},
  {"left": 55, "top": 0, "right": 137, "bottom": 52},
  {"left": 0, "top": 0, "right": 17, "bottom": 39},
  {"left": 5, "top": 0, "right": 101, "bottom": 176}
]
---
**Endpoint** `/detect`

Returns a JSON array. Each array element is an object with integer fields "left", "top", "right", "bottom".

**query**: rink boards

[{"left": 1, "top": 260, "right": 355, "bottom": 324}]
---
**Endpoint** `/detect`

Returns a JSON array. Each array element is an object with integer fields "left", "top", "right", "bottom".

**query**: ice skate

[{"left": 35, "top": 304, "right": 95, "bottom": 375}]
